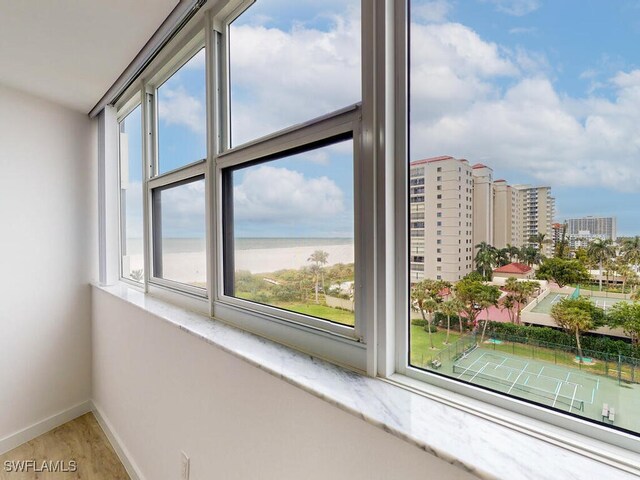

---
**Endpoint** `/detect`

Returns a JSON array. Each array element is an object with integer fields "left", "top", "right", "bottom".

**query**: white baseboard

[
  {"left": 0, "top": 400, "right": 92, "bottom": 455},
  {"left": 91, "top": 401, "right": 145, "bottom": 480}
]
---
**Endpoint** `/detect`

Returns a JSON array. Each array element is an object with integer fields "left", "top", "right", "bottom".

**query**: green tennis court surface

[
  {"left": 531, "top": 293, "right": 626, "bottom": 314},
  {"left": 451, "top": 347, "right": 640, "bottom": 430}
]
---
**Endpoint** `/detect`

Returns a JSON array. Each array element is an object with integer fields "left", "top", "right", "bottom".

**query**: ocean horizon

[{"left": 124, "top": 237, "right": 354, "bottom": 255}]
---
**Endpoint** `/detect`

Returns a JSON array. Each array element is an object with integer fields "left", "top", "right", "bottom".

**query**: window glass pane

[
  {"left": 224, "top": 140, "right": 355, "bottom": 327},
  {"left": 153, "top": 177, "right": 206, "bottom": 288},
  {"left": 157, "top": 49, "right": 206, "bottom": 174},
  {"left": 229, "top": 0, "right": 361, "bottom": 147},
  {"left": 119, "top": 104, "right": 144, "bottom": 283},
  {"left": 409, "top": 0, "right": 640, "bottom": 434}
]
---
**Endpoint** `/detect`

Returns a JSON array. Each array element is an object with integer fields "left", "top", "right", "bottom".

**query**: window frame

[
  {"left": 116, "top": 93, "right": 145, "bottom": 288},
  {"left": 390, "top": 0, "right": 640, "bottom": 453}
]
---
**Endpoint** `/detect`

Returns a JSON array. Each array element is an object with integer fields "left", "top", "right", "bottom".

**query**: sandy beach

[{"left": 123, "top": 243, "right": 354, "bottom": 283}]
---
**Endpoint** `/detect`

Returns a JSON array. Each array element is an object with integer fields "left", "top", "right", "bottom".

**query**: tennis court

[
  {"left": 453, "top": 348, "right": 599, "bottom": 412},
  {"left": 531, "top": 292, "right": 626, "bottom": 314}
]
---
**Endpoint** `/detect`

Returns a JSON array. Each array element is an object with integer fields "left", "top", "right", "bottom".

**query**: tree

[
  {"left": 587, "top": 238, "right": 616, "bottom": 291},
  {"left": 529, "top": 233, "right": 551, "bottom": 258},
  {"left": 308, "top": 250, "right": 329, "bottom": 303},
  {"left": 536, "top": 257, "right": 590, "bottom": 288},
  {"left": 506, "top": 244, "right": 521, "bottom": 263},
  {"left": 613, "top": 258, "right": 635, "bottom": 295},
  {"left": 520, "top": 245, "right": 542, "bottom": 266},
  {"left": 608, "top": 302, "right": 640, "bottom": 345},
  {"left": 478, "top": 286, "right": 501, "bottom": 343},
  {"left": 551, "top": 299, "right": 594, "bottom": 364},
  {"left": 411, "top": 279, "right": 449, "bottom": 349},
  {"left": 503, "top": 278, "right": 539, "bottom": 324},
  {"left": 621, "top": 236, "right": 640, "bottom": 268},
  {"left": 454, "top": 277, "right": 500, "bottom": 341},
  {"left": 495, "top": 248, "right": 510, "bottom": 267},
  {"left": 440, "top": 298, "right": 464, "bottom": 343},
  {"left": 554, "top": 223, "right": 569, "bottom": 259},
  {"left": 474, "top": 241, "right": 497, "bottom": 280}
]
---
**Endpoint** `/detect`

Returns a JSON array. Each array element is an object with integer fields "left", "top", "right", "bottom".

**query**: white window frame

[
  {"left": 116, "top": 93, "right": 145, "bottom": 288},
  {"left": 389, "top": 0, "right": 640, "bottom": 454}
]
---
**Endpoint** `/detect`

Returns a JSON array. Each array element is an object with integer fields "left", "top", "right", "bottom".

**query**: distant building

[
  {"left": 565, "top": 216, "right": 617, "bottom": 248},
  {"left": 511, "top": 185, "right": 555, "bottom": 257}
]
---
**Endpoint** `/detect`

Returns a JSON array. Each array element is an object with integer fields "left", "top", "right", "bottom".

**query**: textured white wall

[
  {"left": 0, "top": 84, "right": 94, "bottom": 443},
  {"left": 92, "top": 288, "right": 476, "bottom": 480}
]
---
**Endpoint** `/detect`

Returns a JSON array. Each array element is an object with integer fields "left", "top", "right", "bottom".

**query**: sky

[
  {"left": 410, "top": 0, "right": 640, "bottom": 235},
  {"left": 122, "top": 0, "right": 640, "bottom": 238}
]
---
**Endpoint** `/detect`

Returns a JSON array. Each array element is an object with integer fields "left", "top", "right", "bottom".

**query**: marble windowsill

[{"left": 94, "top": 283, "right": 640, "bottom": 480}]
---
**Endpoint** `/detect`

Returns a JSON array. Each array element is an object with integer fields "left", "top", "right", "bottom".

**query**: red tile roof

[
  {"left": 410, "top": 156, "right": 454, "bottom": 165},
  {"left": 472, "top": 163, "right": 488, "bottom": 169},
  {"left": 493, "top": 262, "right": 532, "bottom": 274},
  {"left": 494, "top": 179, "right": 506, "bottom": 183}
]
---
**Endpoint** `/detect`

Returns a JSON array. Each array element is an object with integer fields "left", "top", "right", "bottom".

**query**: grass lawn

[
  {"left": 410, "top": 325, "right": 461, "bottom": 368},
  {"left": 282, "top": 302, "right": 355, "bottom": 326}
]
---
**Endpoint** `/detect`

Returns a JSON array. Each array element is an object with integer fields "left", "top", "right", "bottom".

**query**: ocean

[{"left": 124, "top": 237, "right": 354, "bottom": 254}]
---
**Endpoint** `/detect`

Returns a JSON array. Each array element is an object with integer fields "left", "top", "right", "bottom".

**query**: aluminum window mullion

[{"left": 148, "top": 161, "right": 207, "bottom": 190}]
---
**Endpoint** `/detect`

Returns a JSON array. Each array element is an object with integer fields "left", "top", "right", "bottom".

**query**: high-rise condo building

[
  {"left": 511, "top": 185, "right": 555, "bottom": 257},
  {"left": 410, "top": 156, "right": 474, "bottom": 283},
  {"left": 565, "top": 216, "right": 617, "bottom": 248},
  {"left": 410, "top": 157, "right": 556, "bottom": 283}
]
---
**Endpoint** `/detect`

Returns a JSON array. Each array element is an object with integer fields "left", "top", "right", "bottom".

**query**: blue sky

[
  {"left": 124, "top": 0, "right": 640, "bottom": 239},
  {"left": 410, "top": 0, "right": 640, "bottom": 236}
]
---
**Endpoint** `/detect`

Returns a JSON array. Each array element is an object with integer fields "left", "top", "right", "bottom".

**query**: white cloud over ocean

[{"left": 234, "top": 165, "right": 345, "bottom": 223}]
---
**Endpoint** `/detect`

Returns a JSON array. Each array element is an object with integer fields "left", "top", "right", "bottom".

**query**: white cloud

[
  {"left": 406, "top": 18, "right": 640, "bottom": 193},
  {"left": 229, "top": 8, "right": 361, "bottom": 145},
  {"left": 483, "top": 0, "right": 541, "bottom": 16},
  {"left": 160, "top": 180, "right": 206, "bottom": 235},
  {"left": 158, "top": 86, "right": 205, "bottom": 134},
  {"left": 234, "top": 166, "right": 345, "bottom": 223},
  {"left": 412, "top": 0, "right": 453, "bottom": 23}
]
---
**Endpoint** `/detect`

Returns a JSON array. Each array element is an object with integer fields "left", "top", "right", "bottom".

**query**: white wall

[
  {"left": 92, "top": 289, "right": 475, "bottom": 480},
  {"left": 0, "top": 84, "right": 94, "bottom": 444}
]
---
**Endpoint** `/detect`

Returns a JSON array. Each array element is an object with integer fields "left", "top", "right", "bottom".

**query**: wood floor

[{"left": 0, "top": 413, "right": 129, "bottom": 480}]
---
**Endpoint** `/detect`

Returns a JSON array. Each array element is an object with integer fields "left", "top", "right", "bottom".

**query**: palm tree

[
  {"left": 474, "top": 242, "right": 496, "bottom": 280},
  {"left": 529, "top": 233, "right": 551, "bottom": 254},
  {"left": 520, "top": 245, "right": 541, "bottom": 266},
  {"left": 622, "top": 236, "right": 640, "bottom": 268},
  {"left": 587, "top": 238, "right": 616, "bottom": 292},
  {"left": 308, "top": 250, "right": 329, "bottom": 303},
  {"left": 411, "top": 279, "right": 448, "bottom": 350},
  {"left": 506, "top": 244, "right": 521, "bottom": 262},
  {"left": 495, "top": 248, "right": 510, "bottom": 267},
  {"left": 478, "top": 287, "right": 501, "bottom": 343},
  {"left": 441, "top": 298, "right": 463, "bottom": 344},
  {"left": 551, "top": 301, "right": 593, "bottom": 364}
]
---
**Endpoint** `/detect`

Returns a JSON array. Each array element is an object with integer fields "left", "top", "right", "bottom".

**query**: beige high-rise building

[
  {"left": 493, "top": 180, "right": 523, "bottom": 250},
  {"left": 410, "top": 158, "right": 555, "bottom": 284},
  {"left": 472, "top": 164, "right": 493, "bottom": 248},
  {"left": 410, "top": 156, "right": 474, "bottom": 283}
]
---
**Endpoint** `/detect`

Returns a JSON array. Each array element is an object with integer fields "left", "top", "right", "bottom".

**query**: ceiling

[{"left": 0, "top": 0, "right": 179, "bottom": 113}]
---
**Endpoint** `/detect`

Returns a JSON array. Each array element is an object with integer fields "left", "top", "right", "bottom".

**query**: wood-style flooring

[{"left": 0, "top": 413, "right": 129, "bottom": 479}]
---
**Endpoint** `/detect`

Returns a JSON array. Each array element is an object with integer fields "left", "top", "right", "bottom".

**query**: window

[
  {"left": 222, "top": 139, "right": 356, "bottom": 328},
  {"left": 156, "top": 49, "right": 206, "bottom": 174},
  {"left": 118, "top": 102, "right": 144, "bottom": 283},
  {"left": 106, "top": 0, "right": 640, "bottom": 453},
  {"left": 404, "top": 0, "right": 640, "bottom": 439},
  {"left": 152, "top": 176, "right": 206, "bottom": 289}
]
